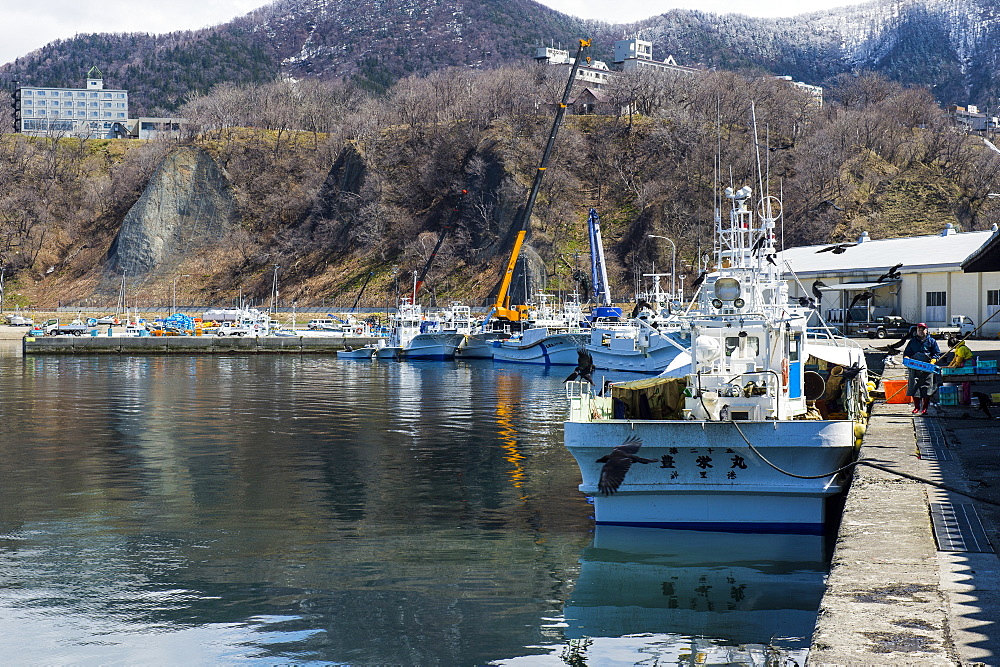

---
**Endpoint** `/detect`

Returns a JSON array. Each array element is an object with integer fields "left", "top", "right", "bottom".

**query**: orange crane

[{"left": 487, "top": 38, "right": 591, "bottom": 323}]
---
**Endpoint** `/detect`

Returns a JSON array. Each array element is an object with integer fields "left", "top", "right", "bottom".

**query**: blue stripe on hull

[{"left": 595, "top": 520, "right": 827, "bottom": 535}]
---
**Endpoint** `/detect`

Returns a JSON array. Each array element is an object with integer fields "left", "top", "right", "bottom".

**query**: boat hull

[
  {"left": 586, "top": 336, "right": 688, "bottom": 373},
  {"left": 492, "top": 333, "right": 588, "bottom": 365},
  {"left": 338, "top": 346, "right": 376, "bottom": 359},
  {"left": 456, "top": 333, "right": 508, "bottom": 359},
  {"left": 379, "top": 333, "right": 463, "bottom": 360},
  {"left": 564, "top": 419, "right": 856, "bottom": 533}
]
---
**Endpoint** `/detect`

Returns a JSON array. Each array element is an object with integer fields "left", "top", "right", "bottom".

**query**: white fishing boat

[
  {"left": 585, "top": 275, "right": 691, "bottom": 373},
  {"left": 375, "top": 297, "right": 465, "bottom": 360},
  {"left": 564, "top": 184, "right": 871, "bottom": 533},
  {"left": 5, "top": 308, "right": 34, "bottom": 326},
  {"left": 491, "top": 293, "right": 590, "bottom": 365},
  {"left": 337, "top": 342, "right": 383, "bottom": 359}
]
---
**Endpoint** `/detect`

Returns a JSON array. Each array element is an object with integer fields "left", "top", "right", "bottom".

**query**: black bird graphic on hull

[
  {"left": 816, "top": 243, "right": 856, "bottom": 254},
  {"left": 564, "top": 348, "right": 596, "bottom": 385},
  {"left": 596, "top": 435, "right": 656, "bottom": 495},
  {"left": 877, "top": 263, "right": 903, "bottom": 282}
]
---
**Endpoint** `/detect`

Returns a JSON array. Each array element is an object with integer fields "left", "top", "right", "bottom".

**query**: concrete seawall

[
  {"left": 22, "top": 335, "right": 378, "bottom": 354},
  {"left": 809, "top": 348, "right": 1000, "bottom": 665}
]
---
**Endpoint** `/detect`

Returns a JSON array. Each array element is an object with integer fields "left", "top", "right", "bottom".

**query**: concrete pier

[
  {"left": 810, "top": 356, "right": 1000, "bottom": 665},
  {"left": 21, "top": 334, "right": 379, "bottom": 354}
]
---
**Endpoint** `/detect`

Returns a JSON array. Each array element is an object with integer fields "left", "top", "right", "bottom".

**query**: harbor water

[{"left": 0, "top": 341, "right": 830, "bottom": 664}]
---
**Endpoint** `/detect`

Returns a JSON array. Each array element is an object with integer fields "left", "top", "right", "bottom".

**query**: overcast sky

[{"left": 1, "top": 0, "right": 872, "bottom": 67}]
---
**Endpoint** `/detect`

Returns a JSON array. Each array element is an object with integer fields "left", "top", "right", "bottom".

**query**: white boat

[
  {"left": 491, "top": 292, "right": 590, "bottom": 366},
  {"left": 585, "top": 275, "right": 691, "bottom": 373},
  {"left": 5, "top": 309, "right": 34, "bottom": 326},
  {"left": 337, "top": 342, "right": 382, "bottom": 359},
  {"left": 375, "top": 298, "right": 464, "bottom": 360},
  {"left": 564, "top": 184, "right": 871, "bottom": 533}
]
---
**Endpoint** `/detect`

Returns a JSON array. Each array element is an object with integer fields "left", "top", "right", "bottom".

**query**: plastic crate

[{"left": 939, "top": 394, "right": 958, "bottom": 406}]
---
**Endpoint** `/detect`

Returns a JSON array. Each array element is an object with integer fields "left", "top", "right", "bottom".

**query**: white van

[{"left": 307, "top": 319, "right": 339, "bottom": 331}]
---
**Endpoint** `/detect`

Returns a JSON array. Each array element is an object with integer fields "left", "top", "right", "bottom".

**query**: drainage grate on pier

[
  {"left": 913, "top": 418, "right": 952, "bottom": 461},
  {"left": 929, "top": 502, "right": 994, "bottom": 553}
]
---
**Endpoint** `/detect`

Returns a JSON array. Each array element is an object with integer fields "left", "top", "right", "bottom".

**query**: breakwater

[{"left": 22, "top": 335, "right": 377, "bottom": 354}]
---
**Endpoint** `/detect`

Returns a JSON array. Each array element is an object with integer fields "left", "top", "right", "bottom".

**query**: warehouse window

[{"left": 925, "top": 291, "right": 946, "bottom": 322}]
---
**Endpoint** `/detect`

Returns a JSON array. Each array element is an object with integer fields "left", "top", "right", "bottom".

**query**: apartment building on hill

[{"left": 14, "top": 67, "right": 129, "bottom": 139}]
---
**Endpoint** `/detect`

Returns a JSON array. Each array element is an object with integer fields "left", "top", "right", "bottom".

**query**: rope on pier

[{"left": 729, "top": 420, "right": 1000, "bottom": 508}]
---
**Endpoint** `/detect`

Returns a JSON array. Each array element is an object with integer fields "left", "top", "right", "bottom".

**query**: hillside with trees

[{"left": 1, "top": 63, "right": 998, "bottom": 311}]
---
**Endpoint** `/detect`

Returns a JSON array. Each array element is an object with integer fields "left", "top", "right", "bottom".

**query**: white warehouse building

[{"left": 781, "top": 224, "right": 1000, "bottom": 338}]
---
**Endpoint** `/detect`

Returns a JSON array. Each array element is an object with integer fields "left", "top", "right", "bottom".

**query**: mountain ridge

[{"left": 3, "top": 0, "right": 999, "bottom": 115}]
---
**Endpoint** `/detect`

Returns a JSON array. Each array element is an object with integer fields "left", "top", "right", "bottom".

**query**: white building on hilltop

[
  {"left": 14, "top": 66, "right": 129, "bottom": 138},
  {"left": 612, "top": 37, "right": 700, "bottom": 76},
  {"left": 534, "top": 46, "right": 615, "bottom": 87},
  {"left": 781, "top": 224, "right": 1000, "bottom": 338}
]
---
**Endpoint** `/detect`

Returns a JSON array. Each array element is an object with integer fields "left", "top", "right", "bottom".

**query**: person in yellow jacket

[{"left": 947, "top": 336, "right": 973, "bottom": 368}]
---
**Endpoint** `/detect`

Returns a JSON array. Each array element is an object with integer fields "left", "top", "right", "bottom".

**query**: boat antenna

[{"left": 751, "top": 102, "right": 765, "bottom": 203}]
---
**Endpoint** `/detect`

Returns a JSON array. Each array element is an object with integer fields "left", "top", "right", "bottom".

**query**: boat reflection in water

[{"left": 562, "top": 526, "right": 826, "bottom": 665}]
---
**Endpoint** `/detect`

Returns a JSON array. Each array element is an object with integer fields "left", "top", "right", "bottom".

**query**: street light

[
  {"left": 172, "top": 274, "right": 190, "bottom": 314},
  {"left": 647, "top": 235, "right": 676, "bottom": 298}
]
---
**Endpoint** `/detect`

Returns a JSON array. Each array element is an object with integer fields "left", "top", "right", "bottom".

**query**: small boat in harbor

[
  {"left": 585, "top": 275, "right": 690, "bottom": 373},
  {"left": 564, "top": 184, "right": 871, "bottom": 533},
  {"left": 337, "top": 342, "right": 382, "bottom": 359},
  {"left": 491, "top": 292, "right": 589, "bottom": 366},
  {"left": 5, "top": 308, "right": 34, "bottom": 327},
  {"left": 375, "top": 297, "right": 465, "bottom": 360}
]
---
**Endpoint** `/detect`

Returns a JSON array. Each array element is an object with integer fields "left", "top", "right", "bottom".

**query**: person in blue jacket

[{"left": 903, "top": 323, "right": 941, "bottom": 415}]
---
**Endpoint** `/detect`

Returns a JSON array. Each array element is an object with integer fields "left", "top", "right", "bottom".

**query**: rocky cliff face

[{"left": 108, "top": 147, "right": 240, "bottom": 277}]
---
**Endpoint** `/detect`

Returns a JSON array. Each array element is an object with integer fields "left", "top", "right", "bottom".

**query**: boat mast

[{"left": 587, "top": 208, "right": 612, "bottom": 306}]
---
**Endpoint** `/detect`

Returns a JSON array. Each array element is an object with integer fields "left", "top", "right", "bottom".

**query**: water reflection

[
  {"left": 559, "top": 526, "right": 826, "bottom": 665},
  {"left": 0, "top": 347, "right": 828, "bottom": 663}
]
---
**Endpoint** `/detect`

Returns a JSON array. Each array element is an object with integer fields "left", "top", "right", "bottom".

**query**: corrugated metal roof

[{"left": 780, "top": 229, "right": 996, "bottom": 276}]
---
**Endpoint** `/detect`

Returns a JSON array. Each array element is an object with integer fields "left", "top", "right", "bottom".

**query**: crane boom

[{"left": 490, "top": 38, "right": 591, "bottom": 322}]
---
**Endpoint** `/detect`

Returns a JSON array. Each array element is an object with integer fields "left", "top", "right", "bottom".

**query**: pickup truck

[
  {"left": 858, "top": 316, "right": 914, "bottom": 339},
  {"left": 928, "top": 315, "right": 976, "bottom": 338},
  {"left": 42, "top": 319, "right": 91, "bottom": 336},
  {"left": 859, "top": 315, "right": 975, "bottom": 339}
]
